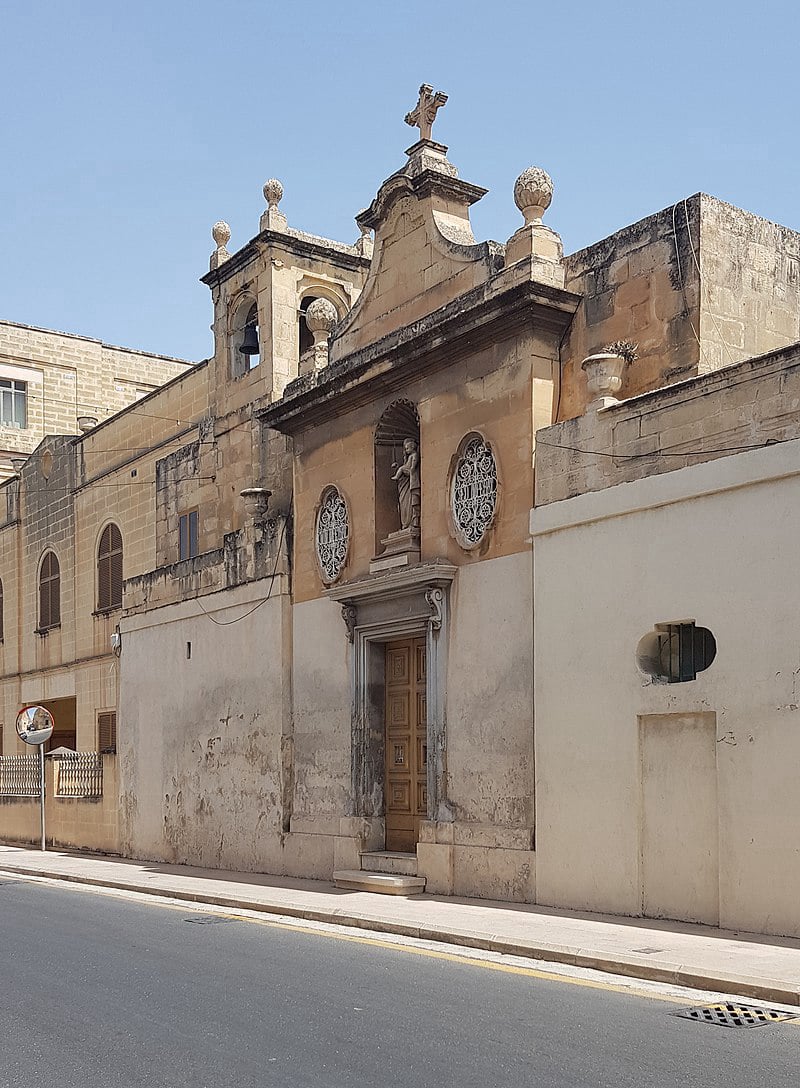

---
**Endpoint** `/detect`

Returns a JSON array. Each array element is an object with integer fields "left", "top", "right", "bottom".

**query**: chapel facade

[{"left": 1, "top": 88, "right": 800, "bottom": 931}]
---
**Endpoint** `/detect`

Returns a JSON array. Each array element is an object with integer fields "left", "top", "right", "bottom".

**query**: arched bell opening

[{"left": 230, "top": 298, "right": 259, "bottom": 378}]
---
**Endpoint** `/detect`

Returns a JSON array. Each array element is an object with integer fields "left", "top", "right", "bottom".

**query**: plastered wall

[{"left": 531, "top": 439, "right": 800, "bottom": 936}]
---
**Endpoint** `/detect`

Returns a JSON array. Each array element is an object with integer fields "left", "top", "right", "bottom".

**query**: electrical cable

[
  {"left": 193, "top": 501, "right": 290, "bottom": 627},
  {"left": 535, "top": 435, "right": 788, "bottom": 461},
  {"left": 671, "top": 201, "right": 702, "bottom": 351}
]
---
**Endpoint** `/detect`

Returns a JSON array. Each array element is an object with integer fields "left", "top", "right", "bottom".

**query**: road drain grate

[
  {"left": 673, "top": 1003, "right": 796, "bottom": 1028},
  {"left": 184, "top": 915, "right": 233, "bottom": 925}
]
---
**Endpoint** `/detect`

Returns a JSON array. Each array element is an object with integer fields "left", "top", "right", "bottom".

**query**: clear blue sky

[{"left": 2, "top": 0, "right": 797, "bottom": 362}]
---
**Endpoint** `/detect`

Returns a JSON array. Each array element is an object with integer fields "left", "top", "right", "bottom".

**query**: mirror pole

[{"left": 39, "top": 742, "right": 46, "bottom": 852}]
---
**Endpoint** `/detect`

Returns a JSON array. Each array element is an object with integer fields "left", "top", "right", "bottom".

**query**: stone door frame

[{"left": 326, "top": 562, "right": 456, "bottom": 838}]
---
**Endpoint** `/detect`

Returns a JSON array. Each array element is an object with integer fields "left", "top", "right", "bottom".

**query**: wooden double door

[{"left": 384, "top": 637, "right": 427, "bottom": 852}]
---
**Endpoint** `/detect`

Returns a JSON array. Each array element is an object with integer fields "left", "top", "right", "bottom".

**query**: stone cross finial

[{"left": 404, "top": 83, "right": 448, "bottom": 143}]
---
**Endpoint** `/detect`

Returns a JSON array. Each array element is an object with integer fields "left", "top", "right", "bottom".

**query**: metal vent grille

[{"left": 673, "top": 1003, "right": 797, "bottom": 1028}]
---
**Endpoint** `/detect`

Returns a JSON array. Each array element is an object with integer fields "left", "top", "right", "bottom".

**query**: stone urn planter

[
  {"left": 581, "top": 353, "right": 627, "bottom": 407},
  {"left": 240, "top": 487, "right": 272, "bottom": 526}
]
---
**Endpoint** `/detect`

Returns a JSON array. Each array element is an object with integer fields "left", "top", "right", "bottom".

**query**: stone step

[
  {"left": 359, "top": 850, "right": 419, "bottom": 876},
  {"left": 333, "top": 870, "right": 426, "bottom": 895}
]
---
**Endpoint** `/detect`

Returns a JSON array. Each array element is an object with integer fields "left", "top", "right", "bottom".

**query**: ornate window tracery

[
  {"left": 450, "top": 435, "right": 498, "bottom": 547},
  {"left": 315, "top": 487, "right": 349, "bottom": 584}
]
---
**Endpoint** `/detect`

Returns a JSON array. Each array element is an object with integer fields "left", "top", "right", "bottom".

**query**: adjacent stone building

[
  {"left": 0, "top": 320, "right": 193, "bottom": 479},
  {"left": 2, "top": 88, "right": 800, "bottom": 934}
]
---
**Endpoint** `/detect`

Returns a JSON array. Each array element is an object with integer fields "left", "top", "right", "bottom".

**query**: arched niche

[{"left": 374, "top": 399, "right": 420, "bottom": 555}]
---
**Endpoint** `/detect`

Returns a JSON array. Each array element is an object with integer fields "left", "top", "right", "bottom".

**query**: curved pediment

[{"left": 331, "top": 161, "right": 504, "bottom": 361}]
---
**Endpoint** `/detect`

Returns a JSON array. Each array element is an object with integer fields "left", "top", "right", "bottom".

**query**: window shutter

[
  {"left": 110, "top": 546, "right": 123, "bottom": 608},
  {"left": 39, "top": 551, "right": 61, "bottom": 630},
  {"left": 98, "top": 524, "right": 123, "bottom": 610},
  {"left": 97, "top": 711, "right": 117, "bottom": 754},
  {"left": 0, "top": 579, "right": 4, "bottom": 642},
  {"left": 39, "top": 559, "right": 49, "bottom": 629}
]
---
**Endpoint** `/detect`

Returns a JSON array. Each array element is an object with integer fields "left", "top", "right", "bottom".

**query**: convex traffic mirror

[{"left": 16, "top": 705, "right": 55, "bottom": 746}]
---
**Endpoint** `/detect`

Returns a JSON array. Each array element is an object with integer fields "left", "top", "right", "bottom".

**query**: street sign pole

[
  {"left": 15, "top": 705, "right": 55, "bottom": 853},
  {"left": 39, "top": 741, "right": 46, "bottom": 852}
]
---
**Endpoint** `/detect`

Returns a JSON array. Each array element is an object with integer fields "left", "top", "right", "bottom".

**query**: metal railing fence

[
  {"left": 0, "top": 754, "right": 39, "bottom": 796},
  {"left": 54, "top": 752, "right": 103, "bottom": 798}
]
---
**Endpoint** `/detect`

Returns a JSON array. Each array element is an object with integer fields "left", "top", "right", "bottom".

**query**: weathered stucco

[
  {"left": 532, "top": 438, "right": 800, "bottom": 936},
  {"left": 119, "top": 582, "right": 291, "bottom": 873}
]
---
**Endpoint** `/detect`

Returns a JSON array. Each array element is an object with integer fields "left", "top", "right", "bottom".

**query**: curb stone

[{"left": 2, "top": 861, "right": 799, "bottom": 1007}]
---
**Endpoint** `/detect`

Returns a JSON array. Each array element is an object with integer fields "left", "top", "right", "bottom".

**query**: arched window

[
  {"left": 97, "top": 523, "right": 123, "bottom": 612},
  {"left": 38, "top": 551, "right": 61, "bottom": 631},
  {"left": 0, "top": 578, "right": 4, "bottom": 642}
]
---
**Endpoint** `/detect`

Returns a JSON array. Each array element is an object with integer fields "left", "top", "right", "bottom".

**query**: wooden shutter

[
  {"left": 98, "top": 524, "right": 123, "bottom": 610},
  {"left": 0, "top": 578, "right": 4, "bottom": 642},
  {"left": 97, "top": 711, "right": 117, "bottom": 754},
  {"left": 39, "top": 551, "right": 60, "bottom": 630}
]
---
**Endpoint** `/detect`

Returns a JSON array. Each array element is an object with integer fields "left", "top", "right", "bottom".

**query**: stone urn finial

[
  {"left": 304, "top": 298, "right": 338, "bottom": 374},
  {"left": 305, "top": 298, "right": 338, "bottom": 343},
  {"left": 505, "top": 166, "right": 563, "bottom": 279},
  {"left": 260, "top": 178, "right": 287, "bottom": 232},
  {"left": 514, "top": 166, "right": 554, "bottom": 226},
  {"left": 263, "top": 178, "right": 284, "bottom": 208},
  {"left": 210, "top": 220, "right": 231, "bottom": 270},
  {"left": 581, "top": 352, "right": 628, "bottom": 409},
  {"left": 240, "top": 487, "right": 272, "bottom": 527}
]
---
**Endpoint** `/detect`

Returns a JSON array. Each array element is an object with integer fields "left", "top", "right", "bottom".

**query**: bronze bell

[{"left": 239, "top": 322, "right": 259, "bottom": 355}]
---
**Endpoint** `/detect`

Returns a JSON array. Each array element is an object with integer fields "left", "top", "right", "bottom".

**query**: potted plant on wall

[{"left": 581, "top": 340, "right": 639, "bottom": 406}]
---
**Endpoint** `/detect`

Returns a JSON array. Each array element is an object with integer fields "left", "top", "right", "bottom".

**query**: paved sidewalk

[{"left": 1, "top": 843, "right": 799, "bottom": 1006}]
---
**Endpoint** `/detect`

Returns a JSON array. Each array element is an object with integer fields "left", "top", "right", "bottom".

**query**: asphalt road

[{"left": 0, "top": 876, "right": 797, "bottom": 1088}]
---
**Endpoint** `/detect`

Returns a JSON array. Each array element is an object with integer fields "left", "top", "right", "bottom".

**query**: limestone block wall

[
  {"left": 560, "top": 197, "right": 702, "bottom": 421},
  {"left": 535, "top": 342, "right": 800, "bottom": 506},
  {"left": 204, "top": 229, "right": 368, "bottom": 419},
  {"left": 0, "top": 361, "right": 210, "bottom": 755},
  {"left": 0, "top": 755, "right": 119, "bottom": 853},
  {"left": 531, "top": 438, "right": 800, "bottom": 937},
  {"left": 0, "top": 319, "right": 193, "bottom": 467},
  {"left": 292, "top": 330, "right": 550, "bottom": 604},
  {"left": 559, "top": 194, "right": 800, "bottom": 422},
  {"left": 698, "top": 195, "right": 800, "bottom": 372},
  {"left": 75, "top": 361, "right": 210, "bottom": 617}
]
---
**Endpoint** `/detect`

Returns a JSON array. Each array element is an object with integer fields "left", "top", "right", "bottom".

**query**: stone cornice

[
  {"left": 258, "top": 277, "right": 580, "bottom": 434},
  {"left": 324, "top": 560, "right": 457, "bottom": 604},
  {"left": 357, "top": 169, "right": 487, "bottom": 232},
  {"left": 201, "top": 229, "right": 371, "bottom": 288}
]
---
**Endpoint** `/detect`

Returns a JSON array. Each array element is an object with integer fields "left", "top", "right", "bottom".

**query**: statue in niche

[{"left": 391, "top": 438, "right": 421, "bottom": 531}]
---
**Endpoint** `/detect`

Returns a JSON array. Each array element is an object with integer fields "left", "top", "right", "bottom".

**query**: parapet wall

[{"left": 535, "top": 342, "right": 800, "bottom": 505}]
